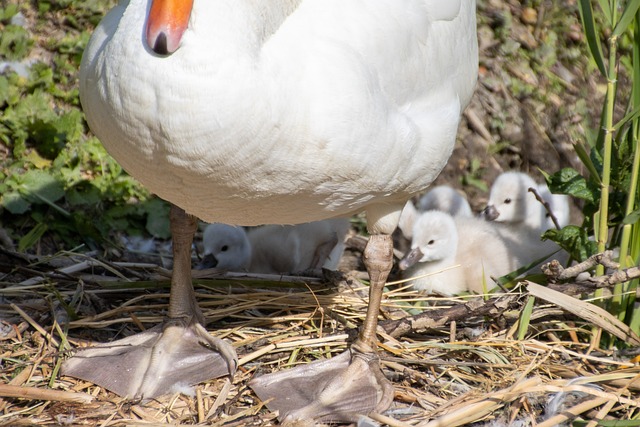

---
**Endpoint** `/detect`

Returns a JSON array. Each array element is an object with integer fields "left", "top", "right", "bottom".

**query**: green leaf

[
  {"left": 577, "top": 0, "right": 608, "bottom": 76},
  {"left": 144, "top": 198, "right": 171, "bottom": 239},
  {"left": 614, "top": 104, "right": 640, "bottom": 131},
  {"left": 66, "top": 182, "right": 102, "bottom": 206},
  {"left": 1, "top": 190, "right": 30, "bottom": 214},
  {"left": 612, "top": 0, "right": 640, "bottom": 37},
  {"left": 623, "top": 209, "right": 640, "bottom": 225},
  {"left": 517, "top": 296, "right": 535, "bottom": 341},
  {"left": 0, "top": 4, "right": 19, "bottom": 22},
  {"left": 547, "top": 168, "right": 597, "bottom": 202},
  {"left": 0, "top": 25, "right": 33, "bottom": 61},
  {"left": 0, "top": 75, "right": 9, "bottom": 105},
  {"left": 543, "top": 226, "right": 598, "bottom": 262},
  {"left": 595, "top": 0, "right": 612, "bottom": 25},
  {"left": 19, "top": 169, "right": 65, "bottom": 204}
]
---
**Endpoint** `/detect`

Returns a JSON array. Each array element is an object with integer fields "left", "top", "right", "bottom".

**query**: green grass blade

[
  {"left": 578, "top": 0, "right": 608, "bottom": 76},
  {"left": 614, "top": 104, "right": 640, "bottom": 131},
  {"left": 612, "top": 0, "right": 640, "bottom": 37},
  {"left": 596, "top": 0, "right": 613, "bottom": 25},
  {"left": 517, "top": 296, "right": 535, "bottom": 341},
  {"left": 574, "top": 140, "right": 602, "bottom": 183}
]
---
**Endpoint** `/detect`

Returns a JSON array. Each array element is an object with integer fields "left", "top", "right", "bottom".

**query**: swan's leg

[
  {"left": 358, "top": 234, "right": 393, "bottom": 347},
  {"left": 250, "top": 234, "right": 394, "bottom": 423},
  {"left": 62, "top": 205, "right": 237, "bottom": 399}
]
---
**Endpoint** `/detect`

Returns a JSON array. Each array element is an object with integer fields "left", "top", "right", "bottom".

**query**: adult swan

[{"left": 63, "top": 0, "right": 478, "bottom": 423}]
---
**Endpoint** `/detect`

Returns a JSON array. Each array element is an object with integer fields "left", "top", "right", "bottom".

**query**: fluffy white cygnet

[
  {"left": 416, "top": 185, "right": 473, "bottom": 217},
  {"left": 398, "top": 185, "right": 472, "bottom": 239},
  {"left": 200, "top": 224, "right": 252, "bottom": 271},
  {"left": 482, "top": 171, "right": 567, "bottom": 265},
  {"left": 201, "top": 218, "right": 350, "bottom": 274},
  {"left": 399, "top": 210, "right": 521, "bottom": 295},
  {"left": 482, "top": 172, "right": 547, "bottom": 230}
]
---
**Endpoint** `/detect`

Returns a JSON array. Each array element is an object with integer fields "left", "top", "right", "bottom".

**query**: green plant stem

[
  {"left": 592, "top": 20, "right": 619, "bottom": 350},
  {"left": 619, "top": 126, "right": 640, "bottom": 268},
  {"left": 596, "top": 35, "right": 618, "bottom": 277},
  {"left": 616, "top": 122, "right": 639, "bottom": 324},
  {"left": 618, "top": 7, "right": 640, "bottom": 270}
]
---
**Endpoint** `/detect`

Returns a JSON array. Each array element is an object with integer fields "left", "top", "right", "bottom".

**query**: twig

[
  {"left": 418, "top": 377, "right": 541, "bottom": 427},
  {"left": 0, "top": 384, "right": 94, "bottom": 403},
  {"left": 543, "top": 251, "right": 639, "bottom": 292},
  {"left": 528, "top": 186, "right": 560, "bottom": 230},
  {"left": 10, "top": 303, "right": 59, "bottom": 347},
  {"left": 545, "top": 251, "right": 619, "bottom": 281},
  {"left": 379, "top": 295, "right": 519, "bottom": 338}
]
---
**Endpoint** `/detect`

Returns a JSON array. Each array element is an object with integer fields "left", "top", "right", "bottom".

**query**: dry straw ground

[
  {"left": 2, "top": 248, "right": 640, "bottom": 426},
  {"left": 2, "top": 1, "right": 640, "bottom": 426}
]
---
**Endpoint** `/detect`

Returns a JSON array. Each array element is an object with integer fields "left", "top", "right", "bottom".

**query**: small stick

[
  {"left": 0, "top": 384, "right": 94, "bottom": 403},
  {"left": 379, "top": 295, "right": 518, "bottom": 338},
  {"left": 528, "top": 186, "right": 561, "bottom": 230},
  {"left": 10, "top": 304, "right": 59, "bottom": 347},
  {"left": 543, "top": 251, "right": 639, "bottom": 291}
]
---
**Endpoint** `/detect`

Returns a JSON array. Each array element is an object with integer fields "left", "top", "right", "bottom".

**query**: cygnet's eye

[
  {"left": 221, "top": 245, "right": 229, "bottom": 252},
  {"left": 427, "top": 239, "right": 435, "bottom": 245},
  {"left": 504, "top": 198, "right": 512, "bottom": 204}
]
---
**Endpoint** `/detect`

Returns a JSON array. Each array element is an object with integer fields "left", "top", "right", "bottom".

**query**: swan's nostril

[{"left": 151, "top": 32, "right": 169, "bottom": 55}]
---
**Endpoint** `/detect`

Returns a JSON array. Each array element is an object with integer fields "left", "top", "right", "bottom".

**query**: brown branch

[
  {"left": 543, "top": 251, "right": 639, "bottom": 295},
  {"left": 379, "top": 295, "right": 519, "bottom": 339},
  {"left": 545, "top": 250, "right": 619, "bottom": 281},
  {"left": 528, "top": 186, "right": 560, "bottom": 230}
]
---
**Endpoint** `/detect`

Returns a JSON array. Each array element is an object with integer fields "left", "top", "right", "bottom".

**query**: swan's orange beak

[{"left": 146, "top": 0, "right": 194, "bottom": 55}]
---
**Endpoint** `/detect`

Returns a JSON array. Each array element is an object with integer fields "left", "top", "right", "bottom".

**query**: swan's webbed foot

[
  {"left": 62, "top": 318, "right": 237, "bottom": 399},
  {"left": 250, "top": 340, "right": 392, "bottom": 423}
]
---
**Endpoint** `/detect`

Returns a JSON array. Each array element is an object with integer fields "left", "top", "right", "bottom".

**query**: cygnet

[
  {"left": 481, "top": 171, "right": 566, "bottom": 265},
  {"left": 201, "top": 218, "right": 350, "bottom": 274},
  {"left": 399, "top": 210, "right": 521, "bottom": 295},
  {"left": 416, "top": 185, "right": 473, "bottom": 217},
  {"left": 398, "top": 185, "right": 472, "bottom": 240},
  {"left": 482, "top": 172, "right": 547, "bottom": 230}
]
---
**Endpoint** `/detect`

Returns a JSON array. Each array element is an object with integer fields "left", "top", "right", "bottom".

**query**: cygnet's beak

[
  {"left": 398, "top": 247, "right": 423, "bottom": 270},
  {"left": 481, "top": 205, "right": 499, "bottom": 221},
  {"left": 198, "top": 253, "right": 219, "bottom": 269}
]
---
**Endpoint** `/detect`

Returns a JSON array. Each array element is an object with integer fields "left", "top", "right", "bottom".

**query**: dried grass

[{"left": 1, "top": 249, "right": 639, "bottom": 426}]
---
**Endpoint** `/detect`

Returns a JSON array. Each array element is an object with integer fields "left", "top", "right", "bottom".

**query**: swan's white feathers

[{"left": 80, "top": 0, "right": 478, "bottom": 228}]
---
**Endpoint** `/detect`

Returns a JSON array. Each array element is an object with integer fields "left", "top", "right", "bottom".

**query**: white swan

[
  {"left": 399, "top": 211, "right": 520, "bottom": 295},
  {"left": 64, "top": 0, "right": 478, "bottom": 422},
  {"left": 201, "top": 218, "right": 349, "bottom": 274}
]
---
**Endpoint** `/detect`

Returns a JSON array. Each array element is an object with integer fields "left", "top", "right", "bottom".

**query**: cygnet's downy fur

[
  {"left": 482, "top": 171, "right": 570, "bottom": 232},
  {"left": 399, "top": 211, "right": 521, "bottom": 295},
  {"left": 481, "top": 172, "right": 567, "bottom": 265},
  {"left": 201, "top": 218, "right": 350, "bottom": 274},
  {"left": 398, "top": 185, "right": 472, "bottom": 240},
  {"left": 416, "top": 185, "right": 473, "bottom": 217}
]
